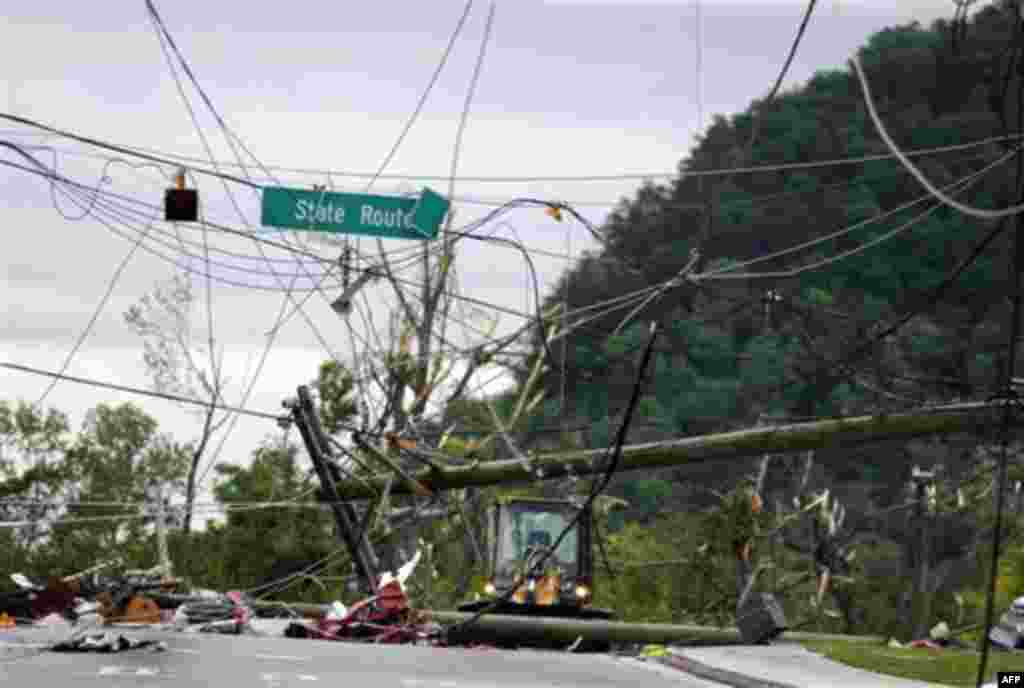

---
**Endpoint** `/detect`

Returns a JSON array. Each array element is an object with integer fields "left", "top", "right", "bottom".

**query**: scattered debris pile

[
  {"left": 173, "top": 591, "right": 254, "bottom": 635},
  {"left": 885, "top": 614, "right": 1023, "bottom": 653},
  {"left": 0, "top": 548, "right": 453, "bottom": 649},
  {"left": 283, "top": 579, "right": 437, "bottom": 645}
]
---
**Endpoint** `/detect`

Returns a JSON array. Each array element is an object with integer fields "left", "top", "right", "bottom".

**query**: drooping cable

[
  {"left": 443, "top": 321, "right": 661, "bottom": 638},
  {"left": 745, "top": 0, "right": 818, "bottom": 155},
  {"left": 852, "top": 53, "right": 1024, "bottom": 221},
  {"left": 693, "top": 148, "right": 1019, "bottom": 282},
  {"left": 0, "top": 361, "right": 285, "bottom": 422}
]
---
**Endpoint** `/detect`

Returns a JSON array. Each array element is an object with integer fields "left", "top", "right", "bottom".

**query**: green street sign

[{"left": 260, "top": 186, "right": 449, "bottom": 240}]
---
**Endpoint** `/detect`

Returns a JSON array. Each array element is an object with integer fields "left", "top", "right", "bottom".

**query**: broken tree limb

[
  {"left": 353, "top": 433, "right": 433, "bottom": 497},
  {"left": 327, "top": 401, "right": 1009, "bottom": 499}
]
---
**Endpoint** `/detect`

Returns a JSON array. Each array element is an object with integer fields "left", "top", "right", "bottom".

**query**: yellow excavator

[{"left": 458, "top": 496, "right": 615, "bottom": 621}]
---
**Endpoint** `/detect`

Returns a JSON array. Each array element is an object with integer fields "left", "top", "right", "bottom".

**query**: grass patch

[{"left": 802, "top": 640, "right": 1024, "bottom": 686}]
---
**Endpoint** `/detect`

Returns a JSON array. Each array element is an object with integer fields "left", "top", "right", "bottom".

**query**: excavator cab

[{"left": 458, "top": 497, "right": 613, "bottom": 621}]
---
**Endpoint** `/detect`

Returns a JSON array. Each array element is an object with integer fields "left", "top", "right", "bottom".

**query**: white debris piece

[
  {"left": 929, "top": 621, "right": 950, "bottom": 641},
  {"left": 249, "top": 619, "right": 295, "bottom": 637},
  {"left": 71, "top": 602, "right": 105, "bottom": 639},
  {"left": 380, "top": 549, "right": 423, "bottom": 590},
  {"left": 325, "top": 601, "right": 348, "bottom": 621},
  {"left": 11, "top": 574, "right": 39, "bottom": 590},
  {"left": 172, "top": 605, "right": 191, "bottom": 630},
  {"left": 36, "top": 613, "right": 75, "bottom": 645}
]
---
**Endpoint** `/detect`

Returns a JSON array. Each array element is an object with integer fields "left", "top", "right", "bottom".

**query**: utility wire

[
  {"left": 5, "top": 143, "right": 750, "bottom": 395},
  {"left": 370, "top": 0, "right": 474, "bottom": 192},
  {"left": 4, "top": 111, "right": 1022, "bottom": 186},
  {"left": 173, "top": 0, "right": 480, "bottom": 490},
  {"left": 612, "top": 252, "right": 700, "bottom": 335},
  {"left": 852, "top": 53, "right": 1024, "bottom": 221},
  {"left": 10, "top": 136, "right": 1020, "bottom": 212},
  {"left": 33, "top": 216, "right": 154, "bottom": 408},
  {"left": 147, "top": 12, "right": 348, "bottom": 495},
  {"left": 444, "top": 321, "right": 661, "bottom": 638},
  {"left": 330, "top": 0, "right": 476, "bottom": 385},
  {"left": 0, "top": 361, "right": 285, "bottom": 422},
  {"left": 430, "top": 1, "right": 495, "bottom": 384},
  {"left": 692, "top": 149, "right": 1018, "bottom": 282},
  {"left": 346, "top": 0, "right": 475, "bottom": 421},
  {"left": 745, "top": 0, "right": 818, "bottom": 155},
  {"left": 779, "top": 29, "right": 1024, "bottom": 419},
  {"left": 0, "top": 158, "right": 341, "bottom": 290},
  {"left": 1, "top": 157, "right": 542, "bottom": 323},
  {"left": 0, "top": 143, "right": 158, "bottom": 410},
  {"left": 89, "top": 2, "right": 355, "bottom": 445},
  {"left": 147, "top": 0, "right": 320, "bottom": 489}
]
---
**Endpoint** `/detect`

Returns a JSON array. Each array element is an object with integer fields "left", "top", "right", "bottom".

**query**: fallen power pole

[
  {"left": 326, "top": 401, "right": 1012, "bottom": 499},
  {"left": 425, "top": 610, "right": 884, "bottom": 647},
  {"left": 244, "top": 599, "right": 881, "bottom": 646},
  {"left": 286, "top": 385, "right": 380, "bottom": 595}
]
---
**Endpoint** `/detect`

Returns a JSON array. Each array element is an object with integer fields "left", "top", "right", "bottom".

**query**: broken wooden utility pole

[
  {"left": 326, "top": 401, "right": 1014, "bottom": 499},
  {"left": 286, "top": 385, "right": 380, "bottom": 595},
  {"left": 244, "top": 598, "right": 882, "bottom": 647}
]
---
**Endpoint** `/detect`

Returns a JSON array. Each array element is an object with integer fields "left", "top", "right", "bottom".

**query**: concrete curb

[{"left": 655, "top": 652, "right": 800, "bottom": 688}]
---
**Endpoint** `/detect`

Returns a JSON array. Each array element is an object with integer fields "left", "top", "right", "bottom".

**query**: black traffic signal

[{"left": 165, "top": 188, "right": 198, "bottom": 222}]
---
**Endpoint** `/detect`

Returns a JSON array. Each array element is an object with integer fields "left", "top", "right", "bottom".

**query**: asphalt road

[{"left": 0, "top": 627, "right": 724, "bottom": 687}]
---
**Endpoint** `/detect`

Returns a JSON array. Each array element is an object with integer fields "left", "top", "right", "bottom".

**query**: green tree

[
  {"left": 0, "top": 401, "right": 72, "bottom": 584},
  {"left": 203, "top": 439, "right": 338, "bottom": 602},
  {"left": 53, "top": 403, "right": 189, "bottom": 571},
  {"left": 315, "top": 360, "right": 358, "bottom": 436}
]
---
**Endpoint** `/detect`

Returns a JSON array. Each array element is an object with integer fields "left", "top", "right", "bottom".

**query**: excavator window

[
  {"left": 526, "top": 530, "right": 552, "bottom": 549},
  {"left": 495, "top": 505, "right": 578, "bottom": 579}
]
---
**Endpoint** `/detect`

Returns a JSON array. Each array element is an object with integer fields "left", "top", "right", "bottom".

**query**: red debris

[
  {"left": 376, "top": 580, "right": 408, "bottom": 615},
  {"left": 907, "top": 639, "right": 943, "bottom": 650}
]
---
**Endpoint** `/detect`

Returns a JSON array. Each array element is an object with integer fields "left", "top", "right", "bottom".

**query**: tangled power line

[{"left": 3, "top": 5, "right": 1024, "bottom": 668}]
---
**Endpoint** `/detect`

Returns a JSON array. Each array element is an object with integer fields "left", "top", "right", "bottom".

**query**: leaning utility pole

[
  {"left": 324, "top": 401, "right": 1019, "bottom": 500},
  {"left": 154, "top": 483, "right": 172, "bottom": 579},
  {"left": 286, "top": 385, "right": 380, "bottom": 595}
]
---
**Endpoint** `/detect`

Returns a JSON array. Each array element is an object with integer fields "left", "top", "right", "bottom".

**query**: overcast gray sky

[{"left": 1, "top": 0, "right": 960, "bottom": 519}]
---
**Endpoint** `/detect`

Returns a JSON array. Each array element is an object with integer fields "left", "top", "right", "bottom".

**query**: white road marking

[
  {"left": 254, "top": 653, "right": 311, "bottom": 661},
  {"left": 97, "top": 666, "right": 164, "bottom": 677},
  {"left": 0, "top": 641, "right": 48, "bottom": 648},
  {"left": 297, "top": 676, "right": 318, "bottom": 681}
]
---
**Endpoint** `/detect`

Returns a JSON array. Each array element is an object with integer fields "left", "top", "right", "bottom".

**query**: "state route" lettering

[
  {"left": 360, "top": 205, "right": 414, "bottom": 230},
  {"left": 295, "top": 199, "right": 345, "bottom": 225}
]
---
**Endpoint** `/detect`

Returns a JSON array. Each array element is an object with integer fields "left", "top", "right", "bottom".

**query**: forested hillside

[
  {"left": 517, "top": 2, "right": 1021, "bottom": 505},
  {"left": 498, "top": 1, "right": 1024, "bottom": 637}
]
